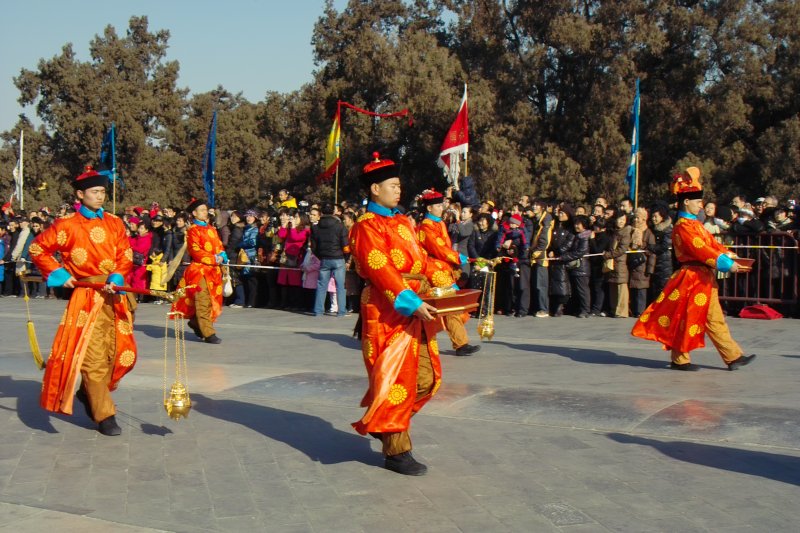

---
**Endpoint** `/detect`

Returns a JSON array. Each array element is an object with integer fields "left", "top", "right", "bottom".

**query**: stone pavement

[{"left": 1, "top": 297, "right": 799, "bottom": 532}]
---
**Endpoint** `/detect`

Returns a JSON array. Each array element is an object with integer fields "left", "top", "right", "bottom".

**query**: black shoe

[
  {"left": 727, "top": 354, "right": 756, "bottom": 371},
  {"left": 98, "top": 415, "right": 121, "bottom": 436},
  {"left": 514, "top": 312, "right": 527, "bottom": 318},
  {"left": 670, "top": 362, "right": 700, "bottom": 371},
  {"left": 577, "top": 312, "right": 589, "bottom": 318},
  {"left": 455, "top": 344, "right": 481, "bottom": 356},
  {"left": 187, "top": 320, "right": 203, "bottom": 339},
  {"left": 384, "top": 452, "right": 427, "bottom": 476},
  {"left": 204, "top": 334, "right": 222, "bottom": 344},
  {"left": 75, "top": 387, "right": 93, "bottom": 419}
]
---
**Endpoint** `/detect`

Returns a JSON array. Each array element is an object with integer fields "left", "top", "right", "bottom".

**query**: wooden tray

[
  {"left": 422, "top": 288, "right": 481, "bottom": 316},
  {"left": 734, "top": 257, "right": 755, "bottom": 272}
]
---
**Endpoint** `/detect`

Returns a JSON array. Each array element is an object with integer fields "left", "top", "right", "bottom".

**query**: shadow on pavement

[
  {"left": 492, "top": 340, "right": 677, "bottom": 369},
  {"left": 191, "top": 393, "right": 378, "bottom": 466},
  {"left": 134, "top": 323, "right": 175, "bottom": 340},
  {"left": 608, "top": 432, "right": 800, "bottom": 486},
  {"left": 0, "top": 376, "right": 91, "bottom": 433},
  {"left": 294, "top": 330, "right": 361, "bottom": 350}
]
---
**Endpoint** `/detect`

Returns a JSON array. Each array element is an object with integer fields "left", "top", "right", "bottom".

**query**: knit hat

[
  {"left": 509, "top": 213, "right": 523, "bottom": 225},
  {"left": 72, "top": 165, "right": 107, "bottom": 191},
  {"left": 671, "top": 167, "right": 704, "bottom": 200},
  {"left": 359, "top": 152, "right": 399, "bottom": 188},
  {"left": 244, "top": 209, "right": 259, "bottom": 218}
]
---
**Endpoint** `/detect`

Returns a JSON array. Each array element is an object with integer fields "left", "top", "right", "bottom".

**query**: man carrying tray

[
  {"left": 631, "top": 167, "right": 756, "bottom": 371},
  {"left": 417, "top": 189, "right": 481, "bottom": 356},
  {"left": 30, "top": 165, "right": 137, "bottom": 436},
  {"left": 350, "top": 152, "right": 460, "bottom": 476}
]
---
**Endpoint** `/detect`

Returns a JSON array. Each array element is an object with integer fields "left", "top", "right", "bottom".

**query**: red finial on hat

[{"left": 372, "top": 152, "right": 380, "bottom": 162}]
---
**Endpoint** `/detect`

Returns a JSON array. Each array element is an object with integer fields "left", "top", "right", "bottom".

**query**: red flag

[{"left": 438, "top": 84, "right": 468, "bottom": 184}]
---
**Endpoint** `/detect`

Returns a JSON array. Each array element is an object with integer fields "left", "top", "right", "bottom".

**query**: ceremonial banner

[
  {"left": 318, "top": 109, "right": 341, "bottom": 183},
  {"left": 12, "top": 131, "right": 23, "bottom": 209},
  {"left": 202, "top": 111, "right": 217, "bottom": 207},
  {"left": 626, "top": 78, "right": 640, "bottom": 203},
  {"left": 99, "top": 123, "right": 117, "bottom": 185},
  {"left": 438, "top": 84, "right": 469, "bottom": 186}
]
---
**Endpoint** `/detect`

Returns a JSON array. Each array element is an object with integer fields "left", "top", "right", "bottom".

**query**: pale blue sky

[{"left": 0, "top": 0, "right": 347, "bottom": 133}]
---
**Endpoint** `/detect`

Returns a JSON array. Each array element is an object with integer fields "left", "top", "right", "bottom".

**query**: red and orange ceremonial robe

[
  {"left": 418, "top": 215, "right": 470, "bottom": 323},
  {"left": 631, "top": 213, "right": 734, "bottom": 353},
  {"left": 30, "top": 210, "right": 136, "bottom": 415},
  {"left": 171, "top": 223, "right": 224, "bottom": 320},
  {"left": 350, "top": 207, "right": 455, "bottom": 436}
]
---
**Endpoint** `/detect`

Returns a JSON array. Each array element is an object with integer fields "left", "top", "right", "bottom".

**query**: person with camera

[{"left": 276, "top": 209, "right": 310, "bottom": 310}]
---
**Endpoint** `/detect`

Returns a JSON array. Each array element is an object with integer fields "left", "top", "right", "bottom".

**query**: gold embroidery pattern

[
  {"left": 668, "top": 289, "right": 680, "bottom": 301},
  {"left": 656, "top": 292, "right": 665, "bottom": 303},
  {"left": 117, "top": 320, "right": 133, "bottom": 335},
  {"left": 363, "top": 339, "right": 374, "bottom": 361},
  {"left": 432, "top": 270, "right": 452, "bottom": 287},
  {"left": 89, "top": 226, "right": 106, "bottom": 244},
  {"left": 28, "top": 242, "right": 43, "bottom": 257},
  {"left": 387, "top": 332, "right": 401, "bottom": 346},
  {"left": 71, "top": 247, "right": 88, "bottom": 266},
  {"left": 694, "top": 293, "right": 708, "bottom": 306},
  {"left": 357, "top": 212, "right": 375, "bottom": 222},
  {"left": 192, "top": 243, "right": 201, "bottom": 251},
  {"left": 640, "top": 312, "right": 650, "bottom": 323},
  {"left": 436, "top": 237, "right": 446, "bottom": 247},
  {"left": 384, "top": 290, "right": 396, "bottom": 303},
  {"left": 705, "top": 258, "right": 716, "bottom": 267},
  {"left": 119, "top": 349, "right": 136, "bottom": 367},
  {"left": 692, "top": 237, "right": 705, "bottom": 249},
  {"left": 57, "top": 230, "right": 68, "bottom": 246},
  {"left": 410, "top": 260, "right": 422, "bottom": 274},
  {"left": 216, "top": 285, "right": 222, "bottom": 295},
  {"left": 204, "top": 242, "right": 213, "bottom": 252},
  {"left": 202, "top": 256, "right": 213, "bottom": 265},
  {"left": 207, "top": 229, "right": 216, "bottom": 239},
  {"left": 99, "top": 259, "right": 116, "bottom": 274},
  {"left": 658, "top": 315, "right": 671, "bottom": 328},
  {"left": 688, "top": 324, "right": 701, "bottom": 337},
  {"left": 418, "top": 230, "right": 426, "bottom": 243},
  {"left": 430, "top": 338, "right": 439, "bottom": 356},
  {"left": 124, "top": 248, "right": 133, "bottom": 262},
  {"left": 397, "top": 225, "right": 413, "bottom": 241},
  {"left": 387, "top": 384, "right": 408, "bottom": 405},
  {"left": 390, "top": 249, "right": 406, "bottom": 269},
  {"left": 367, "top": 250, "right": 388, "bottom": 270},
  {"left": 76, "top": 310, "right": 89, "bottom": 328}
]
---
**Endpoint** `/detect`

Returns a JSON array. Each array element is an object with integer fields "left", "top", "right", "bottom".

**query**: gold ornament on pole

[
  {"left": 164, "top": 311, "right": 191, "bottom": 420},
  {"left": 474, "top": 258, "right": 500, "bottom": 341}
]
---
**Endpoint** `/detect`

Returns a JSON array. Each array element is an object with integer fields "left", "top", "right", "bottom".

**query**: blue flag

[
  {"left": 202, "top": 111, "right": 217, "bottom": 208},
  {"left": 625, "top": 79, "right": 640, "bottom": 201},
  {"left": 99, "top": 123, "right": 124, "bottom": 188}
]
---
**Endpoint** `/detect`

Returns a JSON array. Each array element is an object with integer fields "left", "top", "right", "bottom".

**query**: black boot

[
  {"left": 98, "top": 415, "right": 122, "bottom": 436},
  {"left": 75, "top": 386, "right": 93, "bottom": 419},
  {"left": 728, "top": 354, "right": 756, "bottom": 370},
  {"left": 204, "top": 334, "right": 222, "bottom": 344},
  {"left": 384, "top": 452, "right": 427, "bottom": 476}
]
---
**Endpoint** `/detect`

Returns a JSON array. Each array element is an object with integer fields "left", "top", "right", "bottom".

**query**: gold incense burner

[{"left": 163, "top": 311, "right": 192, "bottom": 420}]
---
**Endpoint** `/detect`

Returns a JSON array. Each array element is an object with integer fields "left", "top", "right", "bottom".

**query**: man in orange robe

[
  {"left": 631, "top": 167, "right": 756, "bottom": 371},
  {"left": 417, "top": 189, "right": 480, "bottom": 356},
  {"left": 350, "top": 153, "right": 453, "bottom": 476},
  {"left": 171, "top": 198, "right": 226, "bottom": 344},
  {"left": 31, "top": 166, "right": 136, "bottom": 436}
]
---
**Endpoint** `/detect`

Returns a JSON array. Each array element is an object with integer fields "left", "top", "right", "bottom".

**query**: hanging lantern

[
  {"left": 164, "top": 311, "right": 191, "bottom": 420},
  {"left": 475, "top": 261, "right": 498, "bottom": 341}
]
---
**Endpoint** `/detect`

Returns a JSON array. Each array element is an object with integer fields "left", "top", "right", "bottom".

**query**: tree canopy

[{"left": 2, "top": 1, "right": 799, "bottom": 211}]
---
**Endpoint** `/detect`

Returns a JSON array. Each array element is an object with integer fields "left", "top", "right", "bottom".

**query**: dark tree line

[{"left": 1, "top": 1, "right": 798, "bottom": 211}]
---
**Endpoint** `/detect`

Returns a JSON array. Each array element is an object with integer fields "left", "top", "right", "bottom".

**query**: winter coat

[
  {"left": 129, "top": 232, "right": 153, "bottom": 290},
  {"left": 628, "top": 227, "right": 656, "bottom": 289},
  {"left": 311, "top": 215, "right": 348, "bottom": 259},
  {"left": 548, "top": 223, "right": 575, "bottom": 296},
  {"left": 647, "top": 220, "right": 673, "bottom": 290},
  {"left": 589, "top": 230, "right": 612, "bottom": 279},
  {"left": 277, "top": 226, "right": 310, "bottom": 286},
  {"left": 604, "top": 225, "right": 632, "bottom": 284},
  {"left": 560, "top": 229, "right": 591, "bottom": 278},
  {"left": 468, "top": 228, "right": 498, "bottom": 259}
]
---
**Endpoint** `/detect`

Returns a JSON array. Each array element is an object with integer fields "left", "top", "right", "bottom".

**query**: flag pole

[
  {"left": 634, "top": 153, "right": 639, "bottom": 210},
  {"left": 334, "top": 165, "right": 340, "bottom": 206},
  {"left": 334, "top": 101, "right": 341, "bottom": 206},
  {"left": 111, "top": 123, "right": 117, "bottom": 214}
]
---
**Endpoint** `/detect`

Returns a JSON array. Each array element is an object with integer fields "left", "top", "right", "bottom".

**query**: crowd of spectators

[{"left": 2, "top": 186, "right": 798, "bottom": 319}]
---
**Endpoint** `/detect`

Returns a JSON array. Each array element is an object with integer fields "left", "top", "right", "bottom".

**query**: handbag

[
  {"left": 132, "top": 251, "right": 146, "bottom": 266},
  {"left": 602, "top": 257, "right": 615, "bottom": 273},
  {"left": 627, "top": 252, "right": 646, "bottom": 269},
  {"left": 566, "top": 258, "right": 581, "bottom": 270},
  {"left": 280, "top": 251, "right": 298, "bottom": 268}
]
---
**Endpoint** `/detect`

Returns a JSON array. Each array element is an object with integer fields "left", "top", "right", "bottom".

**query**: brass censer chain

[{"left": 163, "top": 311, "right": 192, "bottom": 420}]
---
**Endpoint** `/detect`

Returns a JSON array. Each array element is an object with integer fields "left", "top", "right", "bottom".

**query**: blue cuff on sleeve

[
  {"left": 106, "top": 272, "right": 126, "bottom": 294},
  {"left": 459, "top": 253, "right": 468, "bottom": 264},
  {"left": 716, "top": 253, "right": 735, "bottom": 273},
  {"left": 394, "top": 289, "right": 424, "bottom": 317},
  {"left": 217, "top": 251, "right": 229, "bottom": 263},
  {"left": 452, "top": 284, "right": 460, "bottom": 290},
  {"left": 46, "top": 268, "right": 72, "bottom": 288}
]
